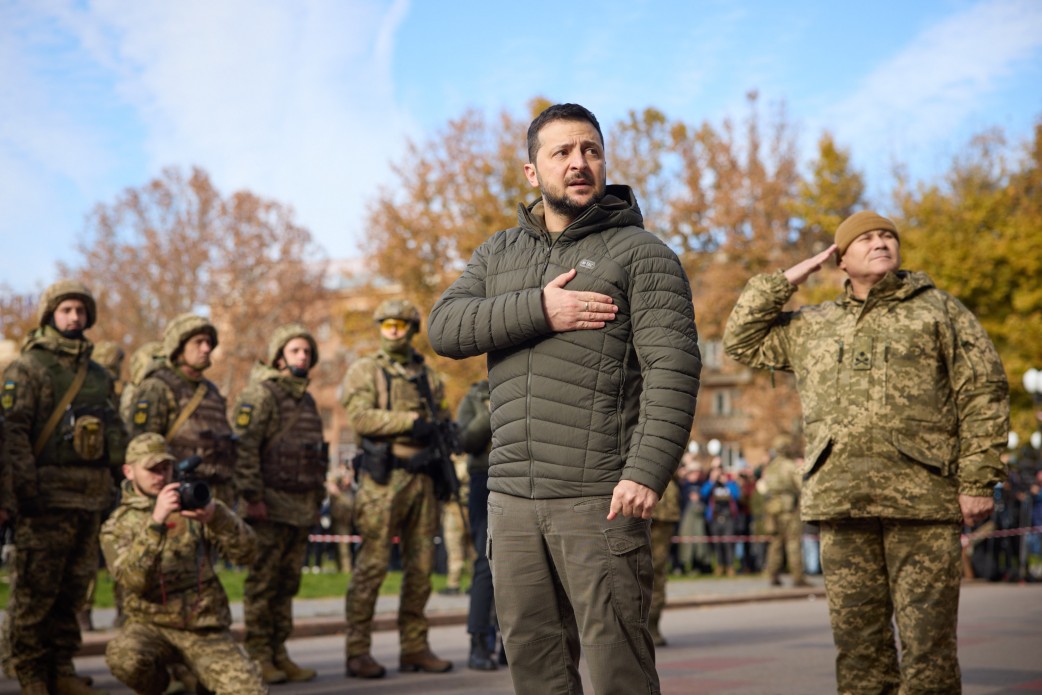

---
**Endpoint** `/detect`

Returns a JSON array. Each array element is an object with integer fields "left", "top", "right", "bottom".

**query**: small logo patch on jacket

[
  {"left": 1, "top": 381, "right": 15, "bottom": 411},
  {"left": 133, "top": 401, "right": 149, "bottom": 426},
  {"left": 578, "top": 259, "right": 596, "bottom": 270},
  {"left": 236, "top": 404, "right": 254, "bottom": 427}
]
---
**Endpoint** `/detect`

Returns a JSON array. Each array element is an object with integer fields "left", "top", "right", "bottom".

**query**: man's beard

[{"left": 540, "top": 176, "right": 605, "bottom": 221}]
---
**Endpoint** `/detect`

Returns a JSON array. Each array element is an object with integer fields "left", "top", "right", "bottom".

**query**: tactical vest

[
  {"left": 153, "top": 368, "right": 236, "bottom": 483},
  {"left": 259, "top": 379, "right": 328, "bottom": 492},
  {"left": 31, "top": 348, "right": 122, "bottom": 468}
]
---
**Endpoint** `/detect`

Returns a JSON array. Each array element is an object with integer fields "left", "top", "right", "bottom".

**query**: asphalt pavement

[{"left": 75, "top": 573, "right": 829, "bottom": 657}]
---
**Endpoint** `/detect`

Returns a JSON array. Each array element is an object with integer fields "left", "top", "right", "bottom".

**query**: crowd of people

[{"left": 0, "top": 101, "right": 1026, "bottom": 695}]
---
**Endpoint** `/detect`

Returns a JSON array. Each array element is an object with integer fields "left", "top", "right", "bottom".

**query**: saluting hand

[
  {"left": 784, "top": 245, "right": 838, "bottom": 287},
  {"left": 542, "top": 269, "right": 618, "bottom": 332}
]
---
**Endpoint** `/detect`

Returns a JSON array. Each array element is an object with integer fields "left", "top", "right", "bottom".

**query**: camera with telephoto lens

[{"left": 174, "top": 455, "right": 212, "bottom": 511}]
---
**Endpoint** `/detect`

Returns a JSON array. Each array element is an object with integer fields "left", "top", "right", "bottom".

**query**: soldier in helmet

[
  {"left": 341, "top": 299, "right": 454, "bottom": 679},
  {"left": 756, "top": 434, "right": 808, "bottom": 588},
  {"left": 119, "top": 340, "right": 163, "bottom": 426},
  {"left": 233, "top": 324, "right": 327, "bottom": 684},
  {"left": 101, "top": 433, "right": 265, "bottom": 695},
  {"left": 1, "top": 280, "right": 127, "bottom": 695},
  {"left": 128, "top": 315, "right": 237, "bottom": 505}
]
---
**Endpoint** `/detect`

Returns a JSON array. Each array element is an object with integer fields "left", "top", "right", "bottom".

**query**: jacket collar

[{"left": 516, "top": 184, "right": 644, "bottom": 243}]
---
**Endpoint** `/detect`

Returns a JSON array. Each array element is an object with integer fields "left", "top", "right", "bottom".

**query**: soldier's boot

[
  {"left": 792, "top": 577, "right": 812, "bottom": 588},
  {"left": 467, "top": 634, "right": 496, "bottom": 671},
  {"left": 648, "top": 625, "right": 667, "bottom": 648},
  {"left": 53, "top": 676, "right": 109, "bottom": 695},
  {"left": 345, "top": 654, "right": 386, "bottom": 679},
  {"left": 769, "top": 573, "right": 782, "bottom": 586},
  {"left": 256, "top": 661, "right": 288, "bottom": 685},
  {"left": 273, "top": 656, "right": 316, "bottom": 682},
  {"left": 19, "top": 682, "right": 50, "bottom": 695},
  {"left": 400, "top": 648, "right": 453, "bottom": 674},
  {"left": 166, "top": 663, "right": 197, "bottom": 695}
]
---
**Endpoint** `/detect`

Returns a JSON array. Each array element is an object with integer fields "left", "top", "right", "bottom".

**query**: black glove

[{"left": 410, "top": 418, "right": 437, "bottom": 443}]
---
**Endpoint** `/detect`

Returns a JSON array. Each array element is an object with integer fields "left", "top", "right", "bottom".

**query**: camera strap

[
  {"left": 166, "top": 382, "right": 208, "bottom": 442},
  {"left": 33, "top": 358, "right": 89, "bottom": 458}
]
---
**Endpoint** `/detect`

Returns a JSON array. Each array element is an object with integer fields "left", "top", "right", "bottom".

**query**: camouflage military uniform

[
  {"left": 129, "top": 315, "right": 237, "bottom": 505},
  {"left": 725, "top": 267, "right": 1009, "bottom": 694},
  {"left": 341, "top": 343, "right": 447, "bottom": 667},
  {"left": 649, "top": 477, "right": 680, "bottom": 646},
  {"left": 1, "top": 281, "right": 126, "bottom": 691},
  {"left": 101, "top": 478, "right": 264, "bottom": 695},
  {"left": 439, "top": 458, "right": 472, "bottom": 593},
  {"left": 233, "top": 325, "right": 327, "bottom": 680},
  {"left": 757, "top": 447, "right": 805, "bottom": 586},
  {"left": 119, "top": 340, "right": 162, "bottom": 425}
]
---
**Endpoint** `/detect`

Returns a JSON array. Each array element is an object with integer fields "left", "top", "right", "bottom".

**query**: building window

[
  {"left": 713, "top": 389, "right": 733, "bottom": 416},
  {"left": 701, "top": 339, "right": 722, "bottom": 370}
]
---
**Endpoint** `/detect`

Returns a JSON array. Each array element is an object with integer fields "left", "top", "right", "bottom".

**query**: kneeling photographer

[{"left": 100, "top": 432, "right": 266, "bottom": 695}]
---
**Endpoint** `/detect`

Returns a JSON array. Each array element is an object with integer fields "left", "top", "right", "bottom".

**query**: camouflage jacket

[
  {"left": 129, "top": 364, "right": 236, "bottom": 484},
  {"left": 757, "top": 455, "right": 802, "bottom": 515},
  {"left": 651, "top": 478, "right": 681, "bottom": 523},
  {"left": 341, "top": 349, "right": 448, "bottom": 447},
  {"left": 100, "top": 481, "right": 257, "bottom": 630},
  {"left": 232, "top": 363, "right": 325, "bottom": 526},
  {"left": 1, "top": 327, "right": 125, "bottom": 512},
  {"left": 724, "top": 270, "right": 1009, "bottom": 522}
]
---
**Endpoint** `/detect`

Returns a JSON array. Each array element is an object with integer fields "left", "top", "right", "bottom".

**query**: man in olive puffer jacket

[{"left": 429, "top": 103, "right": 701, "bottom": 695}]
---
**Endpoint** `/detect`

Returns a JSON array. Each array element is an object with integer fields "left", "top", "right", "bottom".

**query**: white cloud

[
  {"left": 822, "top": 0, "right": 1042, "bottom": 185},
  {"left": 68, "top": 0, "right": 414, "bottom": 258}
]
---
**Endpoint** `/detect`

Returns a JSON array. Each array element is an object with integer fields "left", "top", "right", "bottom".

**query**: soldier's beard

[
  {"left": 59, "top": 328, "right": 85, "bottom": 341},
  {"left": 288, "top": 366, "right": 309, "bottom": 378}
]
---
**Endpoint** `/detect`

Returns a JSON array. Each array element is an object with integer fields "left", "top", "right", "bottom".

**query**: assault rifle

[{"left": 410, "top": 372, "right": 463, "bottom": 504}]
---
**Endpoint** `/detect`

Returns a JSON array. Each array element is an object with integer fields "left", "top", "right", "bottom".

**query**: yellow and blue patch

[
  {"left": 235, "top": 404, "right": 254, "bottom": 428},
  {"left": 133, "top": 401, "right": 150, "bottom": 426},
  {"left": 1, "top": 380, "right": 15, "bottom": 411}
]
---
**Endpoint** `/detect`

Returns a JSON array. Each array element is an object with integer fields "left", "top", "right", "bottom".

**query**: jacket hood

[
  {"left": 120, "top": 479, "right": 157, "bottom": 512},
  {"left": 517, "top": 184, "right": 644, "bottom": 242},
  {"left": 839, "top": 270, "right": 935, "bottom": 308},
  {"left": 23, "top": 325, "right": 93, "bottom": 359}
]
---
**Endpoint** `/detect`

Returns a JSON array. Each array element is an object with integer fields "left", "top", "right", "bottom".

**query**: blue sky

[{"left": 2, "top": 0, "right": 1041, "bottom": 295}]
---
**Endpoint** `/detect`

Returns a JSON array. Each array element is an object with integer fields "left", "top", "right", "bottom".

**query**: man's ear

[{"left": 523, "top": 162, "right": 540, "bottom": 189}]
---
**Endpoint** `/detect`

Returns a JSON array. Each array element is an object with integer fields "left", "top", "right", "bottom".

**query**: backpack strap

[
  {"left": 33, "top": 359, "right": 89, "bottom": 457},
  {"left": 165, "top": 381, "right": 208, "bottom": 441}
]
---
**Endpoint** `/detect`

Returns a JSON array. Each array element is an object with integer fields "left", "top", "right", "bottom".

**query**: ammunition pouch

[
  {"left": 360, "top": 438, "right": 393, "bottom": 485},
  {"left": 171, "top": 430, "right": 237, "bottom": 484}
]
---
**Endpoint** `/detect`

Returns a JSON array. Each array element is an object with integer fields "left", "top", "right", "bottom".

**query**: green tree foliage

[{"left": 895, "top": 122, "right": 1042, "bottom": 436}]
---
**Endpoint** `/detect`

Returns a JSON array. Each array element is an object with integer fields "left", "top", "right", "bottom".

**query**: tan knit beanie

[{"left": 835, "top": 211, "right": 899, "bottom": 256}]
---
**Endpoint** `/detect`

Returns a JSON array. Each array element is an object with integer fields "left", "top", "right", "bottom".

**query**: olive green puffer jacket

[{"left": 429, "top": 185, "right": 701, "bottom": 499}]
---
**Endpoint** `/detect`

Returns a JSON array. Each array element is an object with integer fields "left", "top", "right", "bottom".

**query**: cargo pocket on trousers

[{"left": 604, "top": 523, "right": 652, "bottom": 624}]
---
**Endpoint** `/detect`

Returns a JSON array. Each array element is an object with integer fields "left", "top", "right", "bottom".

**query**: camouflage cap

[
  {"left": 92, "top": 341, "right": 125, "bottom": 375},
  {"left": 38, "top": 280, "right": 97, "bottom": 330},
  {"left": 267, "top": 322, "right": 319, "bottom": 368},
  {"left": 126, "top": 432, "right": 176, "bottom": 470},
  {"left": 373, "top": 299, "right": 421, "bottom": 325},
  {"left": 162, "top": 314, "right": 218, "bottom": 362}
]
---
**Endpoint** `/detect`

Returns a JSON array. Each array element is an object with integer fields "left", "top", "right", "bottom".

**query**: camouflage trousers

[
  {"left": 649, "top": 518, "right": 674, "bottom": 636},
  {"left": 106, "top": 620, "right": 266, "bottom": 695},
  {"left": 10, "top": 509, "right": 100, "bottom": 686},
  {"left": 328, "top": 492, "right": 355, "bottom": 573},
  {"left": 764, "top": 510, "right": 804, "bottom": 582},
  {"left": 242, "top": 521, "right": 311, "bottom": 663},
  {"left": 819, "top": 518, "right": 962, "bottom": 695},
  {"left": 345, "top": 468, "right": 437, "bottom": 656},
  {"left": 441, "top": 501, "right": 473, "bottom": 589}
]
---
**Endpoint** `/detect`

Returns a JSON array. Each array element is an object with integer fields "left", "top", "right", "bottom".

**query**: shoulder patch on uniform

[
  {"left": 133, "top": 400, "right": 150, "bottom": 426},
  {"left": 235, "top": 404, "right": 254, "bottom": 427},
  {"left": 1, "top": 380, "right": 15, "bottom": 411}
]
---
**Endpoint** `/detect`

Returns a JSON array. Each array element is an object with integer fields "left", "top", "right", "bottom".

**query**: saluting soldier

[
  {"left": 725, "top": 210, "right": 1010, "bottom": 693},
  {"left": 233, "top": 324, "right": 327, "bottom": 684}
]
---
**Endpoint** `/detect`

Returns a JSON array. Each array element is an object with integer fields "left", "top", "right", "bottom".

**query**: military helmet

[
  {"left": 373, "top": 299, "right": 421, "bottom": 326},
  {"left": 92, "top": 341, "right": 125, "bottom": 376},
  {"left": 127, "top": 340, "right": 163, "bottom": 385},
  {"left": 162, "top": 314, "right": 218, "bottom": 362},
  {"left": 267, "top": 322, "right": 319, "bottom": 369},
  {"left": 38, "top": 280, "right": 97, "bottom": 330}
]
